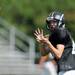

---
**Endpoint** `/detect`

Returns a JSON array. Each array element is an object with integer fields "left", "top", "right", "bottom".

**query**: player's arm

[
  {"left": 47, "top": 42, "right": 65, "bottom": 60},
  {"left": 39, "top": 55, "right": 49, "bottom": 65}
]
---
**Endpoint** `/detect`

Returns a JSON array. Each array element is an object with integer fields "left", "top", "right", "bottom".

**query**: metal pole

[{"left": 9, "top": 26, "right": 15, "bottom": 53}]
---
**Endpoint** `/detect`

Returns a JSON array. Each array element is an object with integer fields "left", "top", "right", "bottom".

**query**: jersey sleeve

[{"left": 57, "top": 29, "right": 68, "bottom": 45}]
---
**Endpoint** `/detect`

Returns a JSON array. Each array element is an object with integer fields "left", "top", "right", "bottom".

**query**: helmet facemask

[{"left": 46, "top": 19, "right": 59, "bottom": 31}]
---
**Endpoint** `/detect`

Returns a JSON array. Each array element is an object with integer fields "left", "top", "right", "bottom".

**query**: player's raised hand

[
  {"left": 34, "top": 28, "right": 49, "bottom": 44},
  {"left": 34, "top": 28, "right": 44, "bottom": 43}
]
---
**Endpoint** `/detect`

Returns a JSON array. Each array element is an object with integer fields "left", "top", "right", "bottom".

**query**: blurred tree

[
  {"left": 1, "top": 0, "right": 75, "bottom": 63},
  {"left": 0, "top": 0, "right": 75, "bottom": 38}
]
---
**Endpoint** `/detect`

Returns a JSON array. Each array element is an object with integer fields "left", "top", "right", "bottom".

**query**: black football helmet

[{"left": 46, "top": 11, "right": 65, "bottom": 29}]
